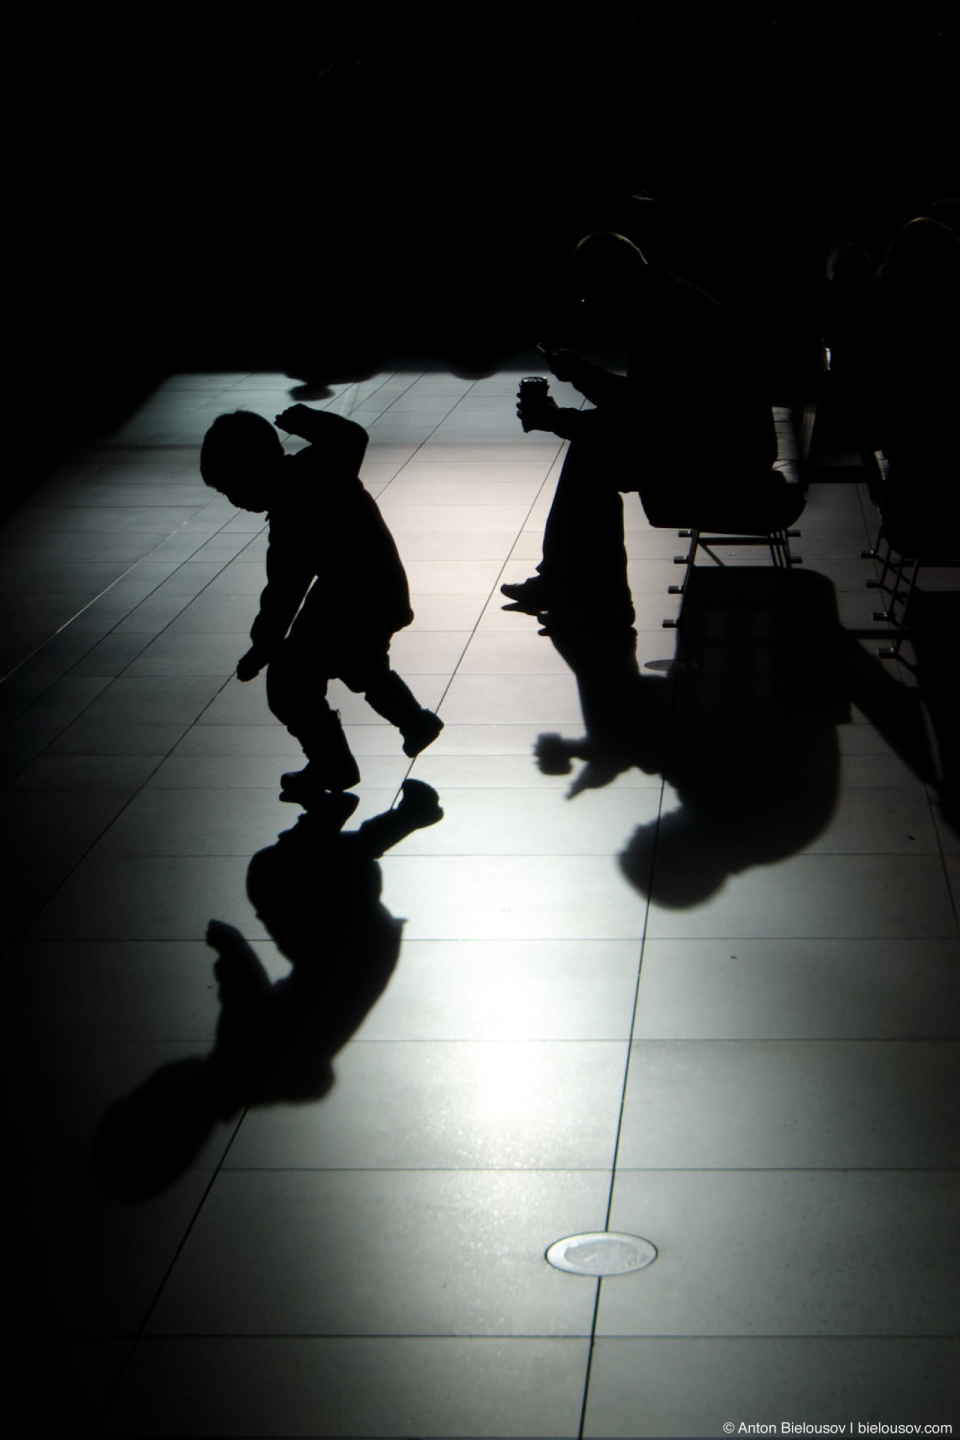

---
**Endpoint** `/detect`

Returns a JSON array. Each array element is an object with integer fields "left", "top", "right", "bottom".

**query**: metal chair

[
  {"left": 861, "top": 451, "right": 960, "bottom": 658},
  {"left": 663, "top": 404, "right": 812, "bottom": 629}
]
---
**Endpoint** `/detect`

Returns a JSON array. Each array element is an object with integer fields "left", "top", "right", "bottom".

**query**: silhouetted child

[{"left": 200, "top": 404, "right": 442, "bottom": 805}]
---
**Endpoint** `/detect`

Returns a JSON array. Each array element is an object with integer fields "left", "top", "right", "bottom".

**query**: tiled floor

[{"left": 4, "top": 366, "right": 959, "bottom": 1438}]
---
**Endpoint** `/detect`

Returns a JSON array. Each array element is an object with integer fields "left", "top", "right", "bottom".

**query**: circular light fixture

[{"left": 545, "top": 1231, "right": 657, "bottom": 1276}]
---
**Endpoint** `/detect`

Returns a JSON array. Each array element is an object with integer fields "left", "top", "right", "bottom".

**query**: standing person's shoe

[
  {"left": 500, "top": 576, "right": 563, "bottom": 612},
  {"left": 401, "top": 709, "right": 444, "bottom": 757}
]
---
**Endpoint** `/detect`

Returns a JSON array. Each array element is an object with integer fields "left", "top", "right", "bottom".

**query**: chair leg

[
  {"left": 874, "top": 553, "right": 911, "bottom": 623},
  {"left": 864, "top": 526, "right": 897, "bottom": 594},
  {"left": 664, "top": 529, "right": 700, "bottom": 627},
  {"left": 878, "top": 560, "right": 920, "bottom": 658},
  {"left": 767, "top": 530, "right": 797, "bottom": 569}
]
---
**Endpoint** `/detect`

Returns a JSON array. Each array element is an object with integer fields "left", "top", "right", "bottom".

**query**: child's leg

[
  {"left": 341, "top": 648, "right": 443, "bottom": 758},
  {"left": 266, "top": 644, "right": 360, "bottom": 790}
]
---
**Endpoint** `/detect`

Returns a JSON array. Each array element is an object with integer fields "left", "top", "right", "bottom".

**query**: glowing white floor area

[{"left": 3, "top": 367, "right": 958, "bottom": 1437}]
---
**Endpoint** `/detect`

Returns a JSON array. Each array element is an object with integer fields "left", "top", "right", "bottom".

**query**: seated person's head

[
  {"left": 881, "top": 217, "right": 960, "bottom": 295},
  {"left": 825, "top": 239, "right": 873, "bottom": 284},
  {"left": 569, "top": 232, "right": 649, "bottom": 313},
  {"left": 200, "top": 411, "right": 284, "bottom": 510}
]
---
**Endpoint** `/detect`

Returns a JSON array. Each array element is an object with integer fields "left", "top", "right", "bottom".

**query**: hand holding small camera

[{"left": 538, "top": 345, "right": 582, "bottom": 384}]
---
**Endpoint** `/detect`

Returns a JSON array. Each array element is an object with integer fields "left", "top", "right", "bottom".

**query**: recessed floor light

[{"left": 545, "top": 1231, "right": 657, "bottom": 1276}]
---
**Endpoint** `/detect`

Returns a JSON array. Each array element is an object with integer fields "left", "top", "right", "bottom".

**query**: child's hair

[{"left": 200, "top": 411, "right": 283, "bottom": 495}]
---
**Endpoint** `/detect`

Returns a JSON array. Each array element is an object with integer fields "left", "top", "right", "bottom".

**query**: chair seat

[
  {"left": 644, "top": 466, "right": 807, "bottom": 533},
  {"left": 642, "top": 405, "right": 809, "bottom": 533}
]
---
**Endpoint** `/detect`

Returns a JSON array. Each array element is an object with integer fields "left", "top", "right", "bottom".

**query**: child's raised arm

[
  {"left": 275, "top": 404, "right": 329, "bottom": 442},
  {"left": 275, "top": 406, "right": 369, "bottom": 475}
]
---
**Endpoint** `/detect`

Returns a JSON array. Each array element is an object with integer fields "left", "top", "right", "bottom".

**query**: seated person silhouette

[
  {"left": 200, "top": 404, "right": 443, "bottom": 805},
  {"left": 864, "top": 217, "right": 960, "bottom": 549},
  {"left": 502, "top": 232, "right": 799, "bottom": 620}
]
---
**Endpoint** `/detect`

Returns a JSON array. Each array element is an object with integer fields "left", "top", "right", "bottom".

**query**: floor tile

[
  {"left": 122, "top": 631, "right": 240, "bottom": 676},
  {"left": 655, "top": 781, "right": 939, "bottom": 856},
  {"left": 12, "top": 1036, "right": 242, "bottom": 1169},
  {"left": 388, "top": 786, "right": 662, "bottom": 855},
  {"left": 380, "top": 855, "right": 650, "bottom": 939},
  {"left": 378, "top": 504, "right": 533, "bottom": 532},
  {"left": 15, "top": 673, "right": 114, "bottom": 727},
  {"left": 65, "top": 632, "right": 157, "bottom": 676},
  {"left": 353, "top": 938, "right": 641, "bottom": 1040},
  {"left": 410, "top": 751, "right": 663, "bottom": 789},
  {"left": 599, "top": 1170, "right": 959, "bottom": 1336},
  {"left": 1, "top": 787, "right": 138, "bottom": 857},
  {"left": 11, "top": 937, "right": 287, "bottom": 1041},
  {"left": 47, "top": 721, "right": 191, "bottom": 755},
  {"left": 146, "top": 1169, "right": 609, "bottom": 1337},
  {"left": 170, "top": 723, "right": 301, "bottom": 756},
  {"left": 386, "top": 629, "right": 471, "bottom": 672},
  {"left": 14, "top": 1339, "right": 133, "bottom": 1436},
  {"left": 404, "top": 592, "right": 491, "bottom": 628},
  {"left": 10, "top": 753, "right": 163, "bottom": 789},
  {"left": 73, "top": 675, "right": 229, "bottom": 727},
  {"left": 616, "top": 1039, "right": 960, "bottom": 1168},
  {"left": 102, "top": 1337, "right": 589, "bottom": 1438},
  {"left": 402, "top": 558, "right": 507, "bottom": 592},
  {"left": 229, "top": 1039, "right": 627, "bottom": 1169},
  {"left": 455, "top": 631, "right": 579, "bottom": 675},
  {"left": 439, "top": 673, "right": 584, "bottom": 724},
  {"left": 90, "top": 787, "right": 293, "bottom": 856},
  {"left": 633, "top": 937, "right": 960, "bottom": 1039},
  {"left": 395, "top": 528, "right": 521, "bottom": 559},
  {"left": 643, "top": 855, "right": 958, "bottom": 939},
  {"left": 9, "top": 1168, "right": 213, "bottom": 1336},
  {"left": 584, "top": 1337, "right": 960, "bottom": 1437},
  {"left": 28, "top": 855, "right": 267, "bottom": 941}
]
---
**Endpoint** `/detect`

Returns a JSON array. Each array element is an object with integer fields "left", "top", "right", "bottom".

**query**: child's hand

[
  {"left": 274, "top": 404, "right": 315, "bottom": 437},
  {"left": 237, "top": 647, "right": 267, "bottom": 681}
]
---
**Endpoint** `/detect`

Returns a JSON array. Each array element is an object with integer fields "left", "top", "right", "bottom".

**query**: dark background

[{"left": 13, "top": 9, "right": 957, "bottom": 491}]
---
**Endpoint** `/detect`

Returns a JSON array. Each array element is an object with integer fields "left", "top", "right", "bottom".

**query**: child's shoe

[
  {"left": 281, "top": 750, "right": 360, "bottom": 794},
  {"left": 396, "top": 777, "right": 444, "bottom": 827},
  {"left": 401, "top": 709, "right": 444, "bottom": 758},
  {"left": 280, "top": 760, "right": 359, "bottom": 810}
]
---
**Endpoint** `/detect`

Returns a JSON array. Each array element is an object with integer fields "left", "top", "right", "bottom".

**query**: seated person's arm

[
  {"left": 545, "top": 348, "right": 629, "bottom": 406},
  {"left": 516, "top": 392, "right": 632, "bottom": 447}
]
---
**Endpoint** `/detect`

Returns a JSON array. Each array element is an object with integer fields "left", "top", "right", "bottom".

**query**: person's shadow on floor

[
  {"left": 93, "top": 780, "right": 443, "bottom": 1200},
  {"left": 535, "top": 566, "right": 942, "bottom": 908}
]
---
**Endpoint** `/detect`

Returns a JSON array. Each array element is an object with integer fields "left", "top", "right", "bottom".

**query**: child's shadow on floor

[{"left": 93, "top": 781, "right": 443, "bottom": 1200}]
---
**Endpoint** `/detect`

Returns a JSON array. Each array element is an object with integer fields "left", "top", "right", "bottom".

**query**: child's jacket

[{"left": 250, "top": 433, "right": 413, "bottom": 655}]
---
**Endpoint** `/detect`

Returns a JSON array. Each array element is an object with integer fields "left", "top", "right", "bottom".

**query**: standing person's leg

[{"left": 502, "top": 441, "right": 632, "bottom": 614}]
